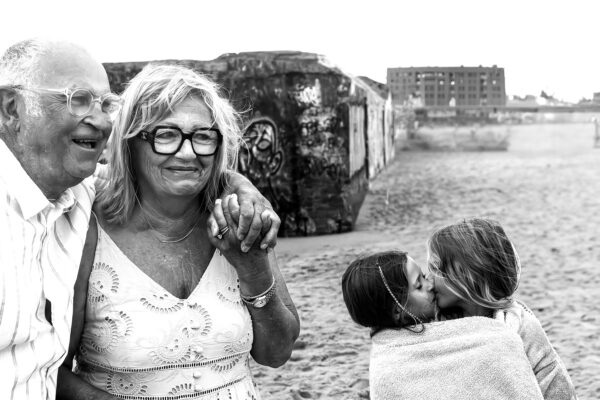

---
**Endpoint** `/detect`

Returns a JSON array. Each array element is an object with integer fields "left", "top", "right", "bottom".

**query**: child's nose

[{"left": 424, "top": 275, "right": 435, "bottom": 291}]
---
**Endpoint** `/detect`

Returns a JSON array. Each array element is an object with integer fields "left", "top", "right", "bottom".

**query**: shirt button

[{"left": 193, "top": 371, "right": 202, "bottom": 379}]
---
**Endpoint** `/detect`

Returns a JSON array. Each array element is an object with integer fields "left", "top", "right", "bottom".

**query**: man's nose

[{"left": 83, "top": 102, "right": 112, "bottom": 136}]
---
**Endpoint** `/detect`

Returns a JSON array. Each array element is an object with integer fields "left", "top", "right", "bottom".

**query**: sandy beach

[{"left": 251, "top": 122, "right": 600, "bottom": 400}]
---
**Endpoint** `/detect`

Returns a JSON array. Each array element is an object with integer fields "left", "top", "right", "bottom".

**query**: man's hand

[
  {"left": 208, "top": 172, "right": 281, "bottom": 252},
  {"left": 207, "top": 196, "right": 271, "bottom": 282}
]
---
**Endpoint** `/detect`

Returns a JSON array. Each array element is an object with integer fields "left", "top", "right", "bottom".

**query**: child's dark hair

[
  {"left": 342, "top": 250, "right": 422, "bottom": 334},
  {"left": 428, "top": 218, "right": 520, "bottom": 310}
]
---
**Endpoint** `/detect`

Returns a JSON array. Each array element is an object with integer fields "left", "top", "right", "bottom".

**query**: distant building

[
  {"left": 387, "top": 66, "right": 506, "bottom": 107},
  {"left": 593, "top": 92, "right": 600, "bottom": 104}
]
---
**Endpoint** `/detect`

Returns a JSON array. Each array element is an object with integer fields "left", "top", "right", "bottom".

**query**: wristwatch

[{"left": 241, "top": 277, "right": 276, "bottom": 309}]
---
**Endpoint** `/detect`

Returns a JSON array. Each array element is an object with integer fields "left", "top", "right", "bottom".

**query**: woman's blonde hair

[
  {"left": 96, "top": 63, "right": 242, "bottom": 225},
  {"left": 427, "top": 218, "right": 521, "bottom": 310}
]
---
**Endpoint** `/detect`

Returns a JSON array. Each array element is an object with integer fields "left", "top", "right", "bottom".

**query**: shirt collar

[{"left": 0, "top": 139, "right": 76, "bottom": 220}]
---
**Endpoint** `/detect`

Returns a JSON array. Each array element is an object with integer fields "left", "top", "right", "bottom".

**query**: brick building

[{"left": 387, "top": 66, "right": 506, "bottom": 107}]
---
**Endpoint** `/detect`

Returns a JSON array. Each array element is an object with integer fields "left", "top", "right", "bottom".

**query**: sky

[{"left": 1, "top": 0, "right": 599, "bottom": 102}]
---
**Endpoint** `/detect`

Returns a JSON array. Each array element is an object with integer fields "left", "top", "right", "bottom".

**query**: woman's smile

[{"left": 164, "top": 165, "right": 200, "bottom": 174}]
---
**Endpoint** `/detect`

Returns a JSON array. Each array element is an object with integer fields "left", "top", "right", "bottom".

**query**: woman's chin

[{"left": 164, "top": 182, "right": 206, "bottom": 197}]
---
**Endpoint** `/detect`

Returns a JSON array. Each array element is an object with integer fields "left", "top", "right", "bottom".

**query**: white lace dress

[{"left": 74, "top": 225, "right": 260, "bottom": 400}]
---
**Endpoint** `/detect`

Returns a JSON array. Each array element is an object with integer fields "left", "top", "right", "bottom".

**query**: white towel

[{"left": 370, "top": 317, "right": 544, "bottom": 400}]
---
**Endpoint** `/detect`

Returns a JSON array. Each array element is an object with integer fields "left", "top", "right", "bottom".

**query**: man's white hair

[{"left": 0, "top": 38, "right": 48, "bottom": 117}]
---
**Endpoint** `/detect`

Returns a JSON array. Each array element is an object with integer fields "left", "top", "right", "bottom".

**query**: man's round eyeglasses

[
  {"left": 139, "top": 125, "right": 222, "bottom": 156},
  {"left": 11, "top": 85, "right": 123, "bottom": 121}
]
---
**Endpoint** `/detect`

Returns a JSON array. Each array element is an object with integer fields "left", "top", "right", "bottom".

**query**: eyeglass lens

[
  {"left": 69, "top": 89, "right": 121, "bottom": 118},
  {"left": 154, "top": 127, "right": 219, "bottom": 155}
]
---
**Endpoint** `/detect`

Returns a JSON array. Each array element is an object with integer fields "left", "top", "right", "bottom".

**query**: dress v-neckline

[{"left": 97, "top": 223, "right": 217, "bottom": 301}]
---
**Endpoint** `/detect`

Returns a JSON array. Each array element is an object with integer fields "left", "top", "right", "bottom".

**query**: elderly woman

[{"left": 57, "top": 64, "right": 300, "bottom": 399}]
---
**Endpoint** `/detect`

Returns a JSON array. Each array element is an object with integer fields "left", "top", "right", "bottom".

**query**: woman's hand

[{"left": 208, "top": 194, "right": 272, "bottom": 290}]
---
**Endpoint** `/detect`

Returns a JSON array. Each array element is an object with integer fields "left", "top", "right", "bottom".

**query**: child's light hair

[
  {"left": 96, "top": 63, "right": 242, "bottom": 225},
  {"left": 427, "top": 218, "right": 521, "bottom": 310}
]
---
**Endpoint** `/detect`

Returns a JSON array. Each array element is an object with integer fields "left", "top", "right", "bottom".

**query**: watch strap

[{"left": 241, "top": 275, "right": 276, "bottom": 308}]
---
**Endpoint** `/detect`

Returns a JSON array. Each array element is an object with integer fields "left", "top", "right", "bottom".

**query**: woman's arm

[
  {"left": 244, "top": 248, "right": 300, "bottom": 367},
  {"left": 56, "top": 214, "right": 119, "bottom": 400},
  {"left": 209, "top": 195, "right": 300, "bottom": 367}
]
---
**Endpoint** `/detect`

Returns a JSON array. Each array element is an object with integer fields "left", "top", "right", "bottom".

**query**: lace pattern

[{"left": 75, "top": 224, "right": 259, "bottom": 399}]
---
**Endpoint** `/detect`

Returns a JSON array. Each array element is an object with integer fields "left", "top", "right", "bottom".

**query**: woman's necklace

[{"left": 135, "top": 197, "right": 201, "bottom": 244}]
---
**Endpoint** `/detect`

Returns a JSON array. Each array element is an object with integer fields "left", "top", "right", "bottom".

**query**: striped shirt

[{"left": 0, "top": 139, "right": 95, "bottom": 400}]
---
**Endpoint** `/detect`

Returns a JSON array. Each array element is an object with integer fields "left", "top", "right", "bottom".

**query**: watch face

[{"left": 254, "top": 297, "right": 267, "bottom": 308}]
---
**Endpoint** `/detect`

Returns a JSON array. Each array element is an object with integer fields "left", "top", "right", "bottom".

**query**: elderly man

[{"left": 0, "top": 39, "right": 278, "bottom": 400}]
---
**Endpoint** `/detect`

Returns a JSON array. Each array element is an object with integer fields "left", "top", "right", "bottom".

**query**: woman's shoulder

[{"left": 91, "top": 204, "right": 121, "bottom": 234}]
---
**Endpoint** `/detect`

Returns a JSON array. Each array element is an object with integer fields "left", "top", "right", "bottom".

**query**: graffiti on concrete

[
  {"left": 290, "top": 79, "right": 322, "bottom": 108},
  {"left": 297, "top": 108, "right": 348, "bottom": 181},
  {"left": 239, "top": 116, "right": 283, "bottom": 181},
  {"left": 283, "top": 207, "right": 317, "bottom": 237},
  {"left": 239, "top": 117, "right": 298, "bottom": 234}
]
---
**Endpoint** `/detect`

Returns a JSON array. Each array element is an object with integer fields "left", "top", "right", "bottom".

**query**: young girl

[
  {"left": 342, "top": 250, "right": 438, "bottom": 334},
  {"left": 342, "top": 250, "right": 545, "bottom": 400},
  {"left": 428, "top": 218, "right": 577, "bottom": 400}
]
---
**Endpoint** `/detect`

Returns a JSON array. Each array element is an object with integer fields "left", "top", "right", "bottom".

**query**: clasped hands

[{"left": 207, "top": 193, "right": 280, "bottom": 253}]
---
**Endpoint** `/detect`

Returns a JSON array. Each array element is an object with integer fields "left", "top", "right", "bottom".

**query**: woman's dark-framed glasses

[
  {"left": 139, "top": 125, "right": 222, "bottom": 156},
  {"left": 11, "top": 85, "right": 123, "bottom": 121}
]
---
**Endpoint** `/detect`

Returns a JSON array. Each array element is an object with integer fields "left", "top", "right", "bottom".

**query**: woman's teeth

[{"left": 73, "top": 139, "right": 97, "bottom": 149}]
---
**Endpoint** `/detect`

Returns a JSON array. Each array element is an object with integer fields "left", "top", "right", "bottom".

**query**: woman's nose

[{"left": 175, "top": 138, "right": 197, "bottom": 159}]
